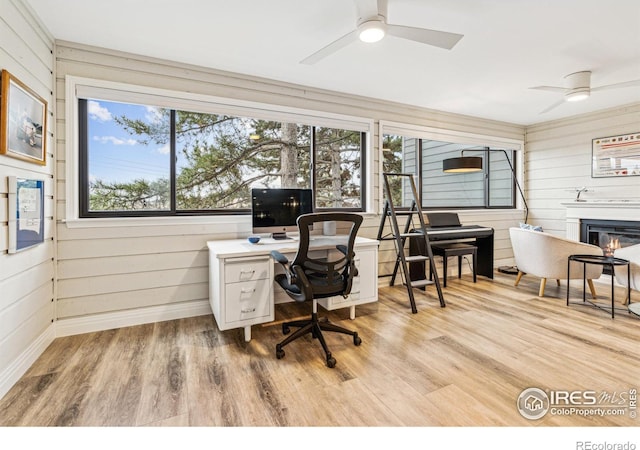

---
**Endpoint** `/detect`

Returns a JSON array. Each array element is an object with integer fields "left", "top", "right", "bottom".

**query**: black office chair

[{"left": 270, "top": 212, "right": 363, "bottom": 368}]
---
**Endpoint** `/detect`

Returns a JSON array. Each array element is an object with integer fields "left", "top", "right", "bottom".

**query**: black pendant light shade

[{"left": 442, "top": 156, "right": 483, "bottom": 173}]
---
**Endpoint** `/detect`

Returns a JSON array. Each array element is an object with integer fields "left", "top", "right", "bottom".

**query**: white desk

[{"left": 207, "top": 235, "right": 379, "bottom": 341}]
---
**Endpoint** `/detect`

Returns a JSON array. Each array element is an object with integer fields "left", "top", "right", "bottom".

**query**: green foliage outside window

[{"left": 83, "top": 99, "right": 364, "bottom": 215}]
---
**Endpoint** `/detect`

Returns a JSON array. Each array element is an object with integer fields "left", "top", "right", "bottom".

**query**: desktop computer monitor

[{"left": 251, "top": 188, "right": 313, "bottom": 239}]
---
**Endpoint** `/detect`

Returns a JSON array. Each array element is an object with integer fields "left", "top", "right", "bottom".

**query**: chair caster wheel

[
  {"left": 326, "top": 356, "right": 336, "bottom": 368},
  {"left": 353, "top": 334, "right": 362, "bottom": 346},
  {"left": 282, "top": 325, "right": 290, "bottom": 335},
  {"left": 276, "top": 345, "right": 285, "bottom": 359}
]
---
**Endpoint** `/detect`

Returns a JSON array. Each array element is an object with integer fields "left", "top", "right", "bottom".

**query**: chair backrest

[
  {"left": 291, "top": 212, "right": 363, "bottom": 299},
  {"left": 509, "top": 227, "right": 603, "bottom": 279}
]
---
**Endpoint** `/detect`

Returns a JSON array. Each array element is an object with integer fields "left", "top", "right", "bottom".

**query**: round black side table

[{"left": 566, "top": 254, "right": 630, "bottom": 318}]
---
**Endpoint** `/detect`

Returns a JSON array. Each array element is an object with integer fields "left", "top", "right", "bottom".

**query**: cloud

[
  {"left": 157, "top": 144, "right": 170, "bottom": 154},
  {"left": 88, "top": 100, "right": 112, "bottom": 122},
  {"left": 93, "top": 136, "right": 137, "bottom": 146},
  {"left": 145, "top": 106, "right": 164, "bottom": 123}
]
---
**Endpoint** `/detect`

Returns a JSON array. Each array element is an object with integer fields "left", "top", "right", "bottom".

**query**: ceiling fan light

[
  {"left": 358, "top": 20, "right": 386, "bottom": 43},
  {"left": 566, "top": 89, "right": 590, "bottom": 102}
]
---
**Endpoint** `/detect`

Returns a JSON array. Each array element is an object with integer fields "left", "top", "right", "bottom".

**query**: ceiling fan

[
  {"left": 531, "top": 71, "right": 640, "bottom": 114},
  {"left": 300, "top": 0, "right": 463, "bottom": 65}
]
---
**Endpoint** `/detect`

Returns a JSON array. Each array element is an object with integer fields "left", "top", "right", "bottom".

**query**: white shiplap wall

[
  {"left": 525, "top": 103, "right": 640, "bottom": 236},
  {"left": 54, "top": 41, "right": 525, "bottom": 334},
  {"left": 0, "top": 0, "right": 55, "bottom": 399}
]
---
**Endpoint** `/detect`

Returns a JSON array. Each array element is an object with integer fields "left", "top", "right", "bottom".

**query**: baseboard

[
  {"left": 55, "top": 300, "right": 213, "bottom": 337},
  {"left": 0, "top": 324, "right": 56, "bottom": 400}
]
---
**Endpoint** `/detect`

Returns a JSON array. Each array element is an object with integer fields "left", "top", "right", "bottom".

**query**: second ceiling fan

[
  {"left": 531, "top": 71, "right": 640, "bottom": 114},
  {"left": 300, "top": 0, "right": 464, "bottom": 65}
]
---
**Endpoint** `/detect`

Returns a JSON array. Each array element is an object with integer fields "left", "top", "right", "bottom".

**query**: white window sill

[
  {"left": 61, "top": 211, "right": 377, "bottom": 229},
  {"left": 62, "top": 214, "right": 250, "bottom": 229}
]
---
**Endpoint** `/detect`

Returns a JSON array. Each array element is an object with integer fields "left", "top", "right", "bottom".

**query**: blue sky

[{"left": 87, "top": 100, "right": 170, "bottom": 184}]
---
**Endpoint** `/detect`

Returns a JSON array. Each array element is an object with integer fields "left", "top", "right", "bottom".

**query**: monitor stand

[{"left": 271, "top": 232, "right": 291, "bottom": 240}]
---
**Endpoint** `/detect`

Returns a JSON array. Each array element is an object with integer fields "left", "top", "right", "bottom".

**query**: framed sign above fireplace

[{"left": 592, "top": 132, "right": 640, "bottom": 178}]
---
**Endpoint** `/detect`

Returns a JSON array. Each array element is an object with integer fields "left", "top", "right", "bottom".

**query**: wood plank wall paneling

[
  {"left": 525, "top": 104, "right": 640, "bottom": 235},
  {"left": 0, "top": 0, "right": 55, "bottom": 400},
  {"left": 53, "top": 40, "right": 525, "bottom": 333}
]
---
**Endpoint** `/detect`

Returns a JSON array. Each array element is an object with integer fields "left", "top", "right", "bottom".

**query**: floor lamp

[{"left": 442, "top": 147, "right": 528, "bottom": 275}]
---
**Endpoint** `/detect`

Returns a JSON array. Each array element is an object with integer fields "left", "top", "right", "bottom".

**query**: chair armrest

[
  {"left": 271, "top": 250, "right": 296, "bottom": 285},
  {"left": 270, "top": 250, "right": 289, "bottom": 265}
]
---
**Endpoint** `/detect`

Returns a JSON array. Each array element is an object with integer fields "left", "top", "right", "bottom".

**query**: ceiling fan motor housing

[{"left": 565, "top": 71, "right": 591, "bottom": 101}]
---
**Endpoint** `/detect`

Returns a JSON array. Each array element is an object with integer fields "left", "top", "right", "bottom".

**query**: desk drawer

[
  {"left": 225, "top": 279, "right": 272, "bottom": 323},
  {"left": 225, "top": 258, "right": 270, "bottom": 282}
]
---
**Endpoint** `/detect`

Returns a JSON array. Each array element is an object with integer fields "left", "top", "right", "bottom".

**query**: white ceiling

[{"left": 25, "top": 0, "right": 640, "bottom": 126}]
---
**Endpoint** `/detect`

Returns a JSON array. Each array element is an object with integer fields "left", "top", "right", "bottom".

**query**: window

[
  {"left": 381, "top": 122, "right": 522, "bottom": 211},
  {"left": 80, "top": 100, "right": 171, "bottom": 213},
  {"left": 381, "top": 134, "right": 404, "bottom": 208},
  {"left": 421, "top": 141, "right": 516, "bottom": 209},
  {"left": 77, "top": 93, "right": 367, "bottom": 218},
  {"left": 313, "top": 127, "right": 364, "bottom": 209}
]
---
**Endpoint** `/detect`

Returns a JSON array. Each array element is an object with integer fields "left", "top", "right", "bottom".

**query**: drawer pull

[
  {"left": 241, "top": 307, "right": 256, "bottom": 313},
  {"left": 241, "top": 288, "right": 256, "bottom": 294},
  {"left": 240, "top": 269, "right": 256, "bottom": 274}
]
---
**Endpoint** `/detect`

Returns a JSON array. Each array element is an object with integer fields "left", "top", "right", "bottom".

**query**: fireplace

[
  {"left": 564, "top": 200, "right": 640, "bottom": 274},
  {"left": 580, "top": 219, "right": 640, "bottom": 273}
]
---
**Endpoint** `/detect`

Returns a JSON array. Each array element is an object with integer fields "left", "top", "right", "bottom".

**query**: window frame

[
  {"left": 418, "top": 143, "right": 517, "bottom": 210},
  {"left": 311, "top": 127, "right": 367, "bottom": 212},
  {"left": 66, "top": 76, "right": 374, "bottom": 225},
  {"left": 379, "top": 120, "right": 524, "bottom": 213}
]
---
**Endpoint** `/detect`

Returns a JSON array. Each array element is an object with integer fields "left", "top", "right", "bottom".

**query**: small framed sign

[
  {"left": 592, "top": 132, "right": 640, "bottom": 178},
  {"left": 8, "top": 176, "right": 45, "bottom": 253}
]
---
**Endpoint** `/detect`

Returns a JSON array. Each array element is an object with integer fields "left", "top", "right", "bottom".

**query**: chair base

[{"left": 275, "top": 311, "right": 361, "bottom": 368}]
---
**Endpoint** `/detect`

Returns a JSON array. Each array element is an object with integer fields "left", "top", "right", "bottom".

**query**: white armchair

[
  {"left": 509, "top": 227, "right": 604, "bottom": 297},
  {"left": 613, "top": 244, "right": 640, "bottom": 303}
]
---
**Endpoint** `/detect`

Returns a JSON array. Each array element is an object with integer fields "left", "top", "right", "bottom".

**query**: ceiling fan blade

[
  {"left": 377, "top": 0, "right": 388, "bottom": 18},
  {"left": 530, "top": 85, "right": 568, "bottom": 93},
  {"left": 300, "top": 29, "right": 359, "bottom": 65},
  {"left": 353, "top": 0, "right": 380, "bottom": 20},
  {"left": 539, "top": 98, "right": 566, "bottom": 114},
  {"left": 592, "top": 79, "right": 640, "bottom": 92},
  {"left": 386, "top": 24, "right": 463, "bottom": 50}
]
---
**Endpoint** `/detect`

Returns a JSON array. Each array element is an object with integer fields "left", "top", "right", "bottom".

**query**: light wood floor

[{"left": 1, "top": 272, "right": 639, "bottom": 427}]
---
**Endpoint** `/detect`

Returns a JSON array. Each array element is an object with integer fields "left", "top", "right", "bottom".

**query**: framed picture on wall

[
  {"left": 592, "top": 132, "right": 640, "bottom": 177},
  {"left": 0, "top": 69, "right": 48, "bottom": 165},
  {"left": 8, "top": 176, "right": 46, "bottom": 253}
]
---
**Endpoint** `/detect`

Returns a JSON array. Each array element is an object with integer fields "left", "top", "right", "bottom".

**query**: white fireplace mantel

[{"left": 563, "top": 200, "right": 640, "bottom": 241}]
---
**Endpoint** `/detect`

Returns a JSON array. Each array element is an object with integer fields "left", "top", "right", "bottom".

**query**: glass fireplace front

[{"left": 580, "top": 219, "right": 640, "bottom": 272}]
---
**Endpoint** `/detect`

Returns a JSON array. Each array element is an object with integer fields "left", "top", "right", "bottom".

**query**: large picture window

[
  {"left": 78, "top": 97, "right": 366, "bottom": 217},
  {"left": 381, "top": 124, "right": 522, "bottom": 211}
]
